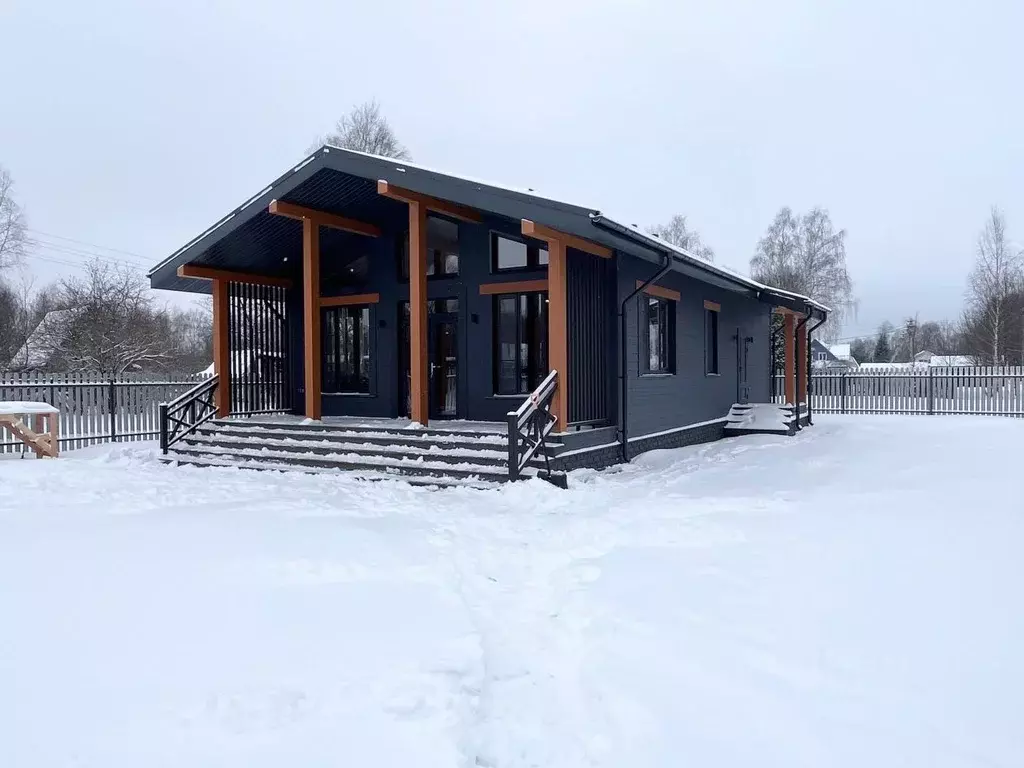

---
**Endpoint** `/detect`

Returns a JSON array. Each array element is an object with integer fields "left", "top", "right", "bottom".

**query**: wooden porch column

[
  {"left": 212, "top": 278, "right": 231, "bottom": 417},
  {"left": 302, "top": 218, "right": 322, "bottom": 420},
  {"left": 408, "top": 201, "right": 429, "bottom": 425},
  {"left": 783, "top": 313, "right": 796, "bottom": 405},
  {"left": 548, "top": 238, "right": 569, "bottom": 432}
]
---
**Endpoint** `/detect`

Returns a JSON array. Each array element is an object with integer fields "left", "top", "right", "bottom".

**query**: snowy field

[{"left": 2, "top": 415, "right": 1022, "bottom": 767}]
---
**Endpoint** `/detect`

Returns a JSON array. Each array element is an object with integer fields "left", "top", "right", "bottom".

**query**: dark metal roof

[{"left": 149, "top": 146, "right": 827, "bottom": 319}]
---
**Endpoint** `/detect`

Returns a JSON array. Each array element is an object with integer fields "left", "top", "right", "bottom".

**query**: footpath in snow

[{"left": 1, "top": 415, "right": 1022, "bottom": 767}]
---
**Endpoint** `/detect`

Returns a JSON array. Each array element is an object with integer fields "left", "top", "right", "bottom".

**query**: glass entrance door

[
  {"left": 398, "top": 299, "right": 459, "bottom": 419},
  {"left": 429, "top": 312, "right": 458, "bottom": 418}
]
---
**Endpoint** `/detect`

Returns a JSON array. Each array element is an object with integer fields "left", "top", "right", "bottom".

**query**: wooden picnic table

[{"left": 0, "top": 402, "right": 60, "bottom": 458}]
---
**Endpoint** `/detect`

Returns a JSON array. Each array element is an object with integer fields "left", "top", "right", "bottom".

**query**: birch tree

[
  {"left": 648, "top": 214, "right": 715, "bottom": 262},
  {"left": 964, "top": 207, "right": 1023, "bottom": 364},
  {"left": 750, "top": 206, "right": 855, "bottom": 341},
  {"left": 0, "top": 166, "right": 27, "bottom": 273},
  {"left": 311, "top": 100, "right": 411, "bottom": 159}
]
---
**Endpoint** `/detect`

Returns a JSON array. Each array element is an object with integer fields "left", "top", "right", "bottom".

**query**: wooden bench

[{"left": 0, "top": 402, "right": 60, "bottom": 458}]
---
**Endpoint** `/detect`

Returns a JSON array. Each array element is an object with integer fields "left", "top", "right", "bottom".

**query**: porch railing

[
  {"left": 159, "top": 375, "right": 219, "bottom": 453},
  {"left": 506, "top": 369, "right": 563, "bottom": 484}
]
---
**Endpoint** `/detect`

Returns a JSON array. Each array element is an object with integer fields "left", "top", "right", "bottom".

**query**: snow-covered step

[
  {"left": 162, "top": 453, "right": 501, "bottom": 489},
  {"left": 211, "top": 419, "right": 514, "bottom": 445},
  {"left": 723, "top": 403, "right": 797, "bottom": 436},
  {"left": 200, "top": 423, "right": 515, "bottom": 453},
  {"left": 181, "top": 432, "right": 546, "bottom": 468},
  {"left": 164, "top": 443, "right": 537, "bottom": 483}
]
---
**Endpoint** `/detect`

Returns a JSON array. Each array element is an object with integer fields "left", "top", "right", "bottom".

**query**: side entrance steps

[
  {"left": 723, "top": 403, "right": 803, "bottom": 436},
  {"left": 160, "top": 419, "right": 565, "bottom": 488}
]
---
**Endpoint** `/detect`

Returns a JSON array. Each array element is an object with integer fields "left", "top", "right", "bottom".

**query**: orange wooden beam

[
  {"left": 269, "top": 199, "right": 381, "bottom": 238},
  {"left": 320, "top": 292, "right": 381, "bottom": 307},
  {"left": 797, "top": 323, "right": 808, "bottom": 404},
  {"left": 408, "top": 201, "right": 429, "bottom": 425},
  {"left": 178, "top": 264, "right": 293, "bottom": 288},
  {"left": 548, "top": 238, "right": 569, "bottom": 432},
  {"left": 703, "top": 299, "right": 721, "bottom": 312},
  {"left": 377, "top": 180, "right": 482, "bottom": 223},
  {"left": 636, "top": 280, "right": 680, "bottom": 302},
  {"left": 302, "top": 219, "right": 322, "bottom": 420},
  {"left": 212, "top": 278, "right": 231, "bottom": 417},
  {"left": 479, "top": 279, "right": 549, "bottom": 295},
  {"left": 783, "top": 313, "right": 796, "bottom": 405},
  {"left": 521, "top": 219, "right": 612, "bottom": 259}
]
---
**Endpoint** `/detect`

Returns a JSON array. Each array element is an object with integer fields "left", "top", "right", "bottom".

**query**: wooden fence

[
  {"left": 773, "top": 367, "right": 1024, "bottom": 416},
  {"left": 1, "top": 372, "right": 208, "bottom": 454}
]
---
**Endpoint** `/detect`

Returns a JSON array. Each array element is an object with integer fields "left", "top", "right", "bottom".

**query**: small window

[
  {"left": 642, "top": 296, "right": 675, "bottom": 374},
  {"left": 399, "top": 216, "right": 460, "bottom": 279},
  {"left": 705, "top": 306, "right": 720, "bottom": 375},
  {"left": 492, "top": 234, "right": 548, "bottom": 271},
  {"left": 493, "top": 291, "right": 548, "bottom": 394},
  {"left": 322, "top": 305, "right": 372, "bottom": 393}
]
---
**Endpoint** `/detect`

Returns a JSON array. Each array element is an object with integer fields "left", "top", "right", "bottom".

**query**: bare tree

[
  {"left": 310, "top": 100, "right": 411, "bottom": 159},
  {"left": 43, "top": 260, "right": 173, "bottom": 374},
  {"left": 750, "top": 206, "right": 855, "bottom": 341},
  {"left": 964, "top": 207, "right": 1024, "bottom": 364},
  {"left": 0, "top": 166, "right": 28, "bottom": 273},
  {"left": 648, "top": 214, "right": 715, "bottom": 262}
]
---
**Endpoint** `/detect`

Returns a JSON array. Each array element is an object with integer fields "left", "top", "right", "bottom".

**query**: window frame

[
  {"left": 492, "top": 290, "right": 549, "bottom": 396},
  {"left": 704, "top": 303, "right": 720, "bottom": 376},
  {"left": 640, "top": 294, "right": 676, "bottom": 376},
  {"left": 321, "top": 304, "right": 374, "bottom": 395},
  {"left": 490, "top": 232, "right": 549, "bottom": 273},
  {"left": 397, "top": 214, "right": 461, "bottom": 281}
]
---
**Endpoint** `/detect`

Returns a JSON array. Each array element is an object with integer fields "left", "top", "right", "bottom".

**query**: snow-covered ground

[{"left": 1, "top": 416, "right": 1022, "bottom": 767}]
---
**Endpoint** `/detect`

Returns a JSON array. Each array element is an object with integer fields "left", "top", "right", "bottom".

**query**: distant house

[
  {"left": 914, "top": 350, "right": 976, "bottom": 367},
  {"left": 811, "top": 339, "right": 858, "bottom": 370},
  {"left": 4, "top": 308, "right": 81, "bottom": 372}
]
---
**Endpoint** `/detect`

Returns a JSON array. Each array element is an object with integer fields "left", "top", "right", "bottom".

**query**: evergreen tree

[{"left": 874, "top": 322, "right": 894, "bottom": 362}]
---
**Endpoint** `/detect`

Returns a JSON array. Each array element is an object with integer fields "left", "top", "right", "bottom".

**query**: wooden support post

[
  {"left": 49, "top": 413, "right": 59, "bottom": 458},
  {"left": 548, "top": 238, "right": 569, "bottom": 432},
  {"left": 302, "top": 218, "right": 322, "bottom": 420},
  {"left": 212, "top": 278, "right": 231, "bottom": 417},
  {"left": 784, "top": 313, "right": 796, "bottom": 405},
  {"left": 32, "top": 414, "right": 44, "bottom": 458},
  {"left": 408, "top": 201, "right": 429, "bottom": 425}
]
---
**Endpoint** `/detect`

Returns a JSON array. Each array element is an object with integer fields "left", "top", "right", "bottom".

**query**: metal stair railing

[
  {"left": 159, "top": 375, "right": 219, "bottom": 454},
  {"left": 506, "top": 369, "right": 559, "bottom": 483}
]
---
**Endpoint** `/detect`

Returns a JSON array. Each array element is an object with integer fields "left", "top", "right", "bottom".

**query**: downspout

[
  {"left": 590, "top": 214, "right": 675, "bottom": 463},
  {"left": 805, "top": 310, "right": 827, "bottom": 426},
  {"left": 794, "top": 314, "right": 810, "bottom": 430},
  {"left": 616, "top": 254, "right": 672, "bottom": 462}
]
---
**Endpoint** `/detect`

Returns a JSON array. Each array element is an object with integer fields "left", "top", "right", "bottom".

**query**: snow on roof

[
  {"left": 929, "top": 355, "right": 976, "bottom": 367},
  {"left": 589, "top": 214, "right": 831, "bottom": 313},
  {"left": 829, "top": 343, "right": 852, "bottom": 359},
  {"left": 5, "top": 308, "right": 82, "bottom": 370}
]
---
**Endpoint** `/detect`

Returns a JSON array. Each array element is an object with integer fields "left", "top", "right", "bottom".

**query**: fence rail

[
  {"left": 773, "top": 367, "right": 1024, "bottom": 417},
  {"left": 1, "top": 372, "right": 210, "bottom": 454}
]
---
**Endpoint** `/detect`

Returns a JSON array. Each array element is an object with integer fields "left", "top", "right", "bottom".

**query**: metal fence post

[
  {"left": 928, "top": 366, "right": 935, "bottom": 415},
  {"left": 841, "top": 373, "right": 848, "bottom": 414},
  {"left": 109, "top": 379, "right": 117, "bottom": 442},
  {"left": 159, "top": 403, "right": 169, "bottom": 454}
]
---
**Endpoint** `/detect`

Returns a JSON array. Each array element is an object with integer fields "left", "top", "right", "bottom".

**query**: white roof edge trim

[{"left": 590, "top": 213, "right": 831, "bottom": 313}]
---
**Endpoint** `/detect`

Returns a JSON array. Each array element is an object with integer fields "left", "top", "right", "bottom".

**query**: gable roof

[
  {"left": 148, "top": 146, "right": 827, "bottom": 319},
  {"left": 5, "top": 308, "right": 81, "bottom": 371}
]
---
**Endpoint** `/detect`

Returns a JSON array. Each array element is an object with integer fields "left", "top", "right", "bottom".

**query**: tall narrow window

[
  {"left": 492, "top": 234, "right": 548, "bottom": 272},
  {"left": 399, "top": 215, "right": 460, "bottom": 278},
  {"left": 642, "top": 296, "right": 675, "bottom": 374},
  {"left": 493, "top": 291, "right": 548, "bottom": 394},
  {"left": 322, "top": 305, "right": 371, "bottom": 393},
  {"left": 705, "top": 305, "right": 720, "bottom": 375}
]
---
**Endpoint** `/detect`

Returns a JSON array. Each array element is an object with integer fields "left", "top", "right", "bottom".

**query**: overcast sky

[{"left": 3, "top": 0, "right": 1023, "bottom": 338}]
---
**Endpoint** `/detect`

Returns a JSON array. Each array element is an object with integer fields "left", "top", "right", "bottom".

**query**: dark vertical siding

[{"left": 567, "top": 249, "right": 612, "bottom": 425}]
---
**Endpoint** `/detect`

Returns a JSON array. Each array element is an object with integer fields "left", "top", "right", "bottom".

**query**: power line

[
  {"left": 25, "top": 239, "right": 149, "bottom": 271},
  {"left": 24, "top": 227, "right": 150, "bottom": 261}
]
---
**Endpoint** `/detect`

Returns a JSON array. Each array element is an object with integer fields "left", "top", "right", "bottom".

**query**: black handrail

[
  {"left": 506, "top": 369, "right": 559, "bottom": 482},
  {"left": 159, "top": 375, "right": 219, "bottom": 453}
]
